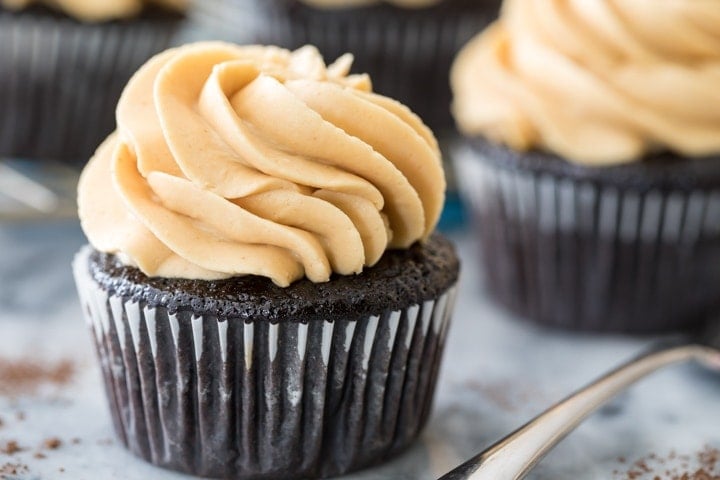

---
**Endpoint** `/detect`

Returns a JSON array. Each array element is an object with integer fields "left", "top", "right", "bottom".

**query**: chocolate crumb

[
  {"left": 0, "top": 441, "right": 22, "bottom": 455},
  {"left": 33, "top": 452, "right": 46, "bottom": 460},
  {"left": 0, "top": 358, "right": 75, "bottom": 396},
  {"left": 0, "top": 462, "right": 28, "bottom": 477},
  {"left": 43, "top": 438, "right": 62, "bottom": 450},
  {"left": 615, "top": 447, "right": 720, "bottom": 479}
]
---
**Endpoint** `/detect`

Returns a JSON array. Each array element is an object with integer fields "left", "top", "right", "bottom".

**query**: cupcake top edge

[
  {"left": 297, "top": 0, "right": 442, "bottom": 9},
  {"left": 78, "top": 42, "right": 446, "bottom": 287},
  {"left": 451, "top": 0, "right": 720, "bottom": 167},
  {"left": 1, "top": 0, "right": 187, "bottom": 22}
]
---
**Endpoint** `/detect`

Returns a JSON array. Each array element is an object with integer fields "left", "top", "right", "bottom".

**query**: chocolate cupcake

[
  {"left": 73, "top": 42, "right": 459, "bottom": 478},
  {"left": 451, "top": 0, "right": 720, "bottom": 332},
  {"left": 0, "top": 0, "right": 186, "bottom": 164}
]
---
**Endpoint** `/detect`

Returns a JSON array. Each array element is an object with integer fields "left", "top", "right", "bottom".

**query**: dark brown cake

[
  {"left": 74, "top": 234, "right": 459, "bottom": 479},
  {"left": 458, "top": 138, "right": 720, "bottom": 332}
]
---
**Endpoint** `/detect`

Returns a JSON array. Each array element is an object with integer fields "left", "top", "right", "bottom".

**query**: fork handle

[{"left": 438, "top": 341, "right": 716, "bottom": 480}]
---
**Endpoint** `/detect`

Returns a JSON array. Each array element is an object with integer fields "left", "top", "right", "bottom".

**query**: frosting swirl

[
  {"left": 451, "top": 0, "right": 720, "bottom": 165},
  {"left": 78, "top": 42, "right": 444, "bottom": 286},
  {"left": 2, "top": 0, "right": 186, "bottom": 22},
  {"left": 299, "top": 0, "right": 441, "bottom": 8}
]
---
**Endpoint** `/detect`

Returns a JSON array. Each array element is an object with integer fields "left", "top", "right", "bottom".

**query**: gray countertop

[{"left": 0, "top": 221, "right": 718, "bottom": 480}]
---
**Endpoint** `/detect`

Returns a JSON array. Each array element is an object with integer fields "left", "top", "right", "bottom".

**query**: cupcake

[
  {"left": 0, "top": 0, "right": 186, "bottom": 164},
  {"left": 451, "top": 0, "right": 720, "bottom": 333},
  {"left": 72, "top": 42, "right": 460, "bottom": 478}
]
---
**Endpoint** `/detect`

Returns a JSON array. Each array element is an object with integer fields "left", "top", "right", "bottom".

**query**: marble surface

[{"left": 0, "top": 221, "right": 718, "bottom": 480}]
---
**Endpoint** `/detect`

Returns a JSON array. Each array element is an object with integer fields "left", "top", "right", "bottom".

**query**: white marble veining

[{"left": 0, "top": 221, "right": 718, "bottom": 480}]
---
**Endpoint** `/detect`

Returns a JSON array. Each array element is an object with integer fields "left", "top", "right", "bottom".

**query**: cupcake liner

[
  {"left": 0, "top": 9, "right": 179, "bottom": 164},
  {"left": 73, "top": 247, "right": 457, "bottom": 479},
  {"left": 253, "top": 1, "right": 498, "bottom": 132},
  {"left": 456, "top": 145, "right": 720, "bottom": 332}
]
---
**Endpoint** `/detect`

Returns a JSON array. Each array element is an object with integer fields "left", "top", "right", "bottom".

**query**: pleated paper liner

[
  {"left": 0, "top": 8, "right": 180, "bottom": 164},
  {"left": 456, "top": 140, "right": 720, "bottom": 333},
  {"left": 73, "top": 246, "right": 458, "bottom": 479}
]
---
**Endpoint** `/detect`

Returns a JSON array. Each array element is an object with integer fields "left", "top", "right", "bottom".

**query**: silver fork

[{"left": 438, "top": 325, "right": 720, "bottom": 480}]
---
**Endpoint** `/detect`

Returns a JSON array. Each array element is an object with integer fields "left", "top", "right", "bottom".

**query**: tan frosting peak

[
  {"left": 299, "top": 0, "right": 441, "bottom": 9},
  {"left": 2, "top": 0, "right": 186, "bottom": 21},
  {"left": 451, "top": 0, "right": 720, "bottom": 166},
  {"left": 78, "top": 42, "right": 444, "bottom": 286}
]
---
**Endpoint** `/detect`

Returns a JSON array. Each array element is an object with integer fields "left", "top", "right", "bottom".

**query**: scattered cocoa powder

[
  {"left": 33, "top": 452, "right": 46, "bottom": 460},
  {"left": 0, "top": 441, "right": 22, "bottom": 456},
  {"left": 0, "top": 462, "right": 28, "bottom": 478},
  {"left": 14, "top": 413, "right": 24, "bottom": 422},
  {"left": 0, "top": 357, "right": 74, "bottom": 396},
  {"left": 615, "top": 446, "right": 720, "bottom": 479},
  {"left": 43, "top": 438, "right": 62, "bottom": 450},
  {"left": 464, "top": 379, "right": 548, "bottom": 412}
]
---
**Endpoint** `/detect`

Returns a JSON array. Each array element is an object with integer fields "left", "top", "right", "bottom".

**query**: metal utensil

[{"left": 438, "top": 323, "right": 720, "bottom": 480}]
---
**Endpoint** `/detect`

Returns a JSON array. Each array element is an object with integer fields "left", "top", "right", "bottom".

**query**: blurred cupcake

[
  {"left": 246, "top": 0, "right": 500, "bottom": 132},
  {"left": 0, "top": 0, "right": 186, "bottom": 164},
  {"left": 73, "top": 42, "right": 459, "bottom": 478},
  {"left": 451, "top": 0, "right": 720, "bottom": 332}
]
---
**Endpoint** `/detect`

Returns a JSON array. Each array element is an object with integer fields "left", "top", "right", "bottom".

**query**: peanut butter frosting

[
  {"left": 2, "top": 0, "right": 186, "bottom": 22},
  {"left": 451, "top": 0, "right": 720, "bottom": 165},
  {"left": 299, "top": 0, "right": 441, "bottom": 9},
  {"left": 78, "top": 42, "right": 444, "bottom": 286}
]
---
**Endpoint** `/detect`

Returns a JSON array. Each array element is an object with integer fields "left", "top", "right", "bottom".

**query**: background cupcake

[
  {"left": 73, "top": 42, "right": 459, "bottom": 479},
  {"left": 0, "top": 0, "right": 186, "bottom": 165},
  {"left": 451, "top": 0, "right": 720, "bottom": 332}
]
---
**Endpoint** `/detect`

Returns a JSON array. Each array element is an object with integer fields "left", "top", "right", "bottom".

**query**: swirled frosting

[
  {"left": 299, "top": 0, "right": 441, "bottom": 9},
  {"left": 2, "top": 0, "right": 186, "bottom": 22},
  {"left": 78, "top": 42, "right": 444, "bottom": 286},
  {"left": 451, "top": 0, "right": 720, "bottom": 165}
]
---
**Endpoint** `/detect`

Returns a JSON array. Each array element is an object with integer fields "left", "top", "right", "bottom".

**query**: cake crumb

[
  {"left": 0, "top": 441, "right": 22, "bottom": 455},
  {"left": 0, "top": 357, "right": 75, "bottom": 396},
  {"left": 0, "top": 462, "right": 28, "bottom": 477},
  {"left": 615, "top": 447, "right": 720, "bottom": 479},
  {"left": 43, "top": 438, "right": 62, "bottom": 450}
]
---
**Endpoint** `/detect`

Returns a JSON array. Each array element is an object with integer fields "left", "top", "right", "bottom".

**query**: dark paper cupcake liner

[
  {"left": 456, "top": 143, "right": 720, "bottom": 333},
  {"left": 252, "top": 1, "right": 499, "bottom": 132},
  {"left": 0, "top": 8, "right": 179, "bottom": 164},
  {"left": 73, "top": 247, "right": 457, "bottom": 479}
]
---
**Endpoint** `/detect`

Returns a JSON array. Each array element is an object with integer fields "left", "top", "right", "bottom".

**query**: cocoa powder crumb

[
  {"left": 0, "top": 462, "right": 28, "bottom": 477},
  {"left": 43, "top": 438, "right": 62, "bottom": 450},
  {"left": 33, "top": 452, "right": 46, "bottom": 460},
  {"left": 615, "top": 447, "right": 720, "bottom": 479},
  {"left": 0, "top": 441, "right": 22, "bottom": 455},
  {"left": 0, "top": 357, "right": 75, "bottom": 396}
]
